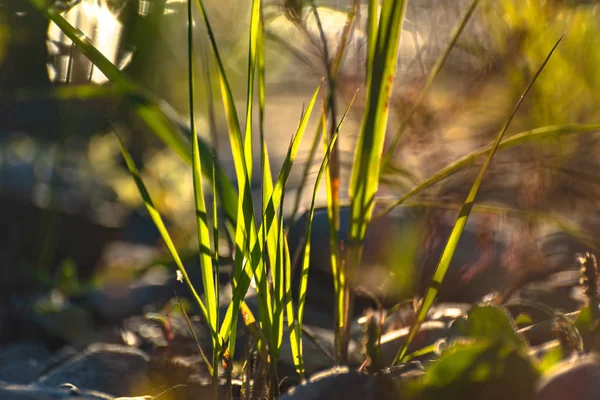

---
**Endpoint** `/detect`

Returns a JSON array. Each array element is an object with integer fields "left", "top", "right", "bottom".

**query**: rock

[
  {"left": 280, "top": 366, "right": 400, "bottom": 400},
  {"left": 0, "top": 196, "right": 120, "bottom": 299},
  {"left": 534, "top": 355, "right": 600, "bottom": 400},
  {"left": 185, "top": 375, "right": 243, "bottom": 400},
  {"left": 0, "top": 381, "right": 114, "bottom": 400},
  {"left": 0, "top": 302, "right": 11, "bottom": 344},
  {"left": 10, "top": 292, "right": 97, "bottom": 346},
  {"left": 0, "top": 342, "right": 51, "bottom": 384},
  {"left": 79, "top": 262, "right": 230, "bottom": 323},
  {"left": 81, "top": 284, "right": 173, "bottom": 323},
  {"left": 288, "top": 205, "right": 510, "bottom": 315},
  {"left": 38, "top": 343, "right": 150, "bottom": 397}
]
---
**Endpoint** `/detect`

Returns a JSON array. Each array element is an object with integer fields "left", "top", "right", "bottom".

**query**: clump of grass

[{"left": 29, "top": 0, "right": 600, "bottom": 398}]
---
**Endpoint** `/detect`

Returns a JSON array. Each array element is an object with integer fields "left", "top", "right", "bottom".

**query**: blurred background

[{"left": 1, "top": 0, "right": 600, "bottom": 345}]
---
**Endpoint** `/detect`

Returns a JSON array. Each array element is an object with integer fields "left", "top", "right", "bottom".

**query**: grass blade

[
  {"left": 401, "top": 199, "right": 598, "bottom": 252},
  {"left": 187, "top": 0, "right": 218, "bottom": 353},
  {"left": 243, "top": 0, "right": 262, "bottom": 182},
  {"left": 176, "top": 295, "right": 214, "bottom": 376},
  {"left": 287, "top": 123, "right": 339, "bottom": 378},
  {"left": 365, "top": 0, "right": 379, "bottom": 84},
  {"left": 219, "top": 86, "right": 321, "bottom": 349},
  {"left": 287, "top": 93, "right": 357, "bottom": 376},
  {"left": 297, "top": 131, "right": 339, "bottom": 335},
  {"left": 380, "top": 0, "right": 480, "bottom": 174},
  {"left": 29, "top": 0, "right": 238, "bottom": 230},
  {"left": 287, "top": 0, "right": 357, "bottom": 226},
  {"left": 284, "top": 231, "right": 303, "bottom": 377},
  {"left": 375, "top": 123, "right": 600, "bottom": 220},
  {"left": 193, "top": 0, "right": 248, "bottom": 186},
  {"left": 242, "top": 0, "right": 276, "bottom": 351},
  {"left": 322, "top": 89, "right": 359, "bottom": 360},
  {"left": 271, "top": 191, "right": 286, "bottom": 363},
  {"left": 288, "top": 118, "right": 322, "bottom": 225},
  {"left": 211, "top": 153, "right": 221, "bottom": 396},
  {"left": 320, "top": 82, "right": 342, "bottom": 360},
  {"left": 193, "top": 0, "right": 261, "bottom": 360},
  {"left": 346, "top": 0, "right": 408, "bottom": 361},
  {"left": 113, "top": 130, "right": 210, "bottom": 331},
  {"left": 349, "top": 0, "right": 408, "bottom": 244},
  {"left": 394, "top": 34, "right": 565, "bottom": 364}
]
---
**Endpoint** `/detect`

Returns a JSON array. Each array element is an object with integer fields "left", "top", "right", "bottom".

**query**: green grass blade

[
  {"left": 394, "top": 34, "right": 565, "bottom": 364},
  {"left": 258, "top": 6, "right": 272, "bottom": 223},
  {"left": 283, "top": 231, "right": 303, "bottom": 377},
  {"left": 288, "top": 93, "right": 356, "bottom": 375},
  {"left": 288, "top": 118, "right": 323, "bottom": 225},
  {"left": 193, "top": 0, "right": 261, "bottom": 360},
  {"left": 194, "top": 0, "right": 248, "bottom": 187},
  {"left": 375, "top": 123, "right": 600, "bottom": 220},
  {"left": 239, "top": 0, "right": 275, "bottom": 347},
  {"left": 380, "top": 0, "right": 480, "bottom": 174},
  {"left": 112, "top": 130, "right": 210, "bottom": 331},
  {"left": 243, "top": 0, "right": 262, "bottom": 182},
  {"left": 298, "top": 131, "right": 339, "bottom": 330},
  {"left": 255, "top": 0, "right": 279, "bottom": 336},
  {"left": 257, "top": 2, "right": 286, "bottom": 367},
  {"left": 187, "top": 0, "right": 218, "bottom": 346},
  {"left": 401, "top": 343, "right": 438, "bottom": 363},
  {"left": 320, "top": 85, "right": 342, "bottom": 356},
  {"left": 219, "top": 86, "right": 321, "bottom": 346},
  {"left": 286, "top": 125, "right": 338, "bottom": 378},
  {"left": 321, "top": 88, "right": 359, "bottom": 359},
  {"left": 348, "top": 0, "right": 407, "bottom": 242},
  {"left": 271, "top": 191, "right": 286, "bottom": 362},
  {"left": 8, "top": 84, "right": 126, "bottom": 102},
  {"left": 287, "top": 1, "right": 357, "bottom": 226},
  {"left": 211, "top": 153, "right": 221, "bottom": 393},
  {"left": 346, "top": 0, "right": 407, "bottom": 361},
  {"left": 400, "top": 200, "right": 598, "bottom": 253},
  {"left": 29, "top": 0, "right": 238, "bottom": 230},
  {"left": 366, "top": 0, "right": 379, "bottom": 84},
  {"left": 176, "top": 296, "right": 214, "bottom": 375}
]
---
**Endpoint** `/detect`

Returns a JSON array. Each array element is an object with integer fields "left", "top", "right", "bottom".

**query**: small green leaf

[
  {"left": 537, "top": 345, "right": 563, "bottom": 373},
  {"left": 515, "top": 313, "right": 534, "bottom": 328}
]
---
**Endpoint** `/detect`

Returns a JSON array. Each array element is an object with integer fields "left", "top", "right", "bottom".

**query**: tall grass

[
  {"left": 395, "top": 33, "right": 565, "bottom": 363},
  {"left": 29, "top": 0, "right": 600, "bottom": 397},
  {"left": 31, "top": 0, "right": 326, "bottom": 394}
]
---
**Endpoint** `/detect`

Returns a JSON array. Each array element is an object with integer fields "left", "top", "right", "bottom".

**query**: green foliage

[
  {"left": 27, "top": 0, "right": 600, "bottom": 398},
  {"left": 408, "top": 307, "right": 538, "bottom": 399},
  {"left": 484, "top": 0, "right": 600, "bottom": 127},
  {"left": 345, "top": 0, "right": 408, "bottom": 362},
  {"left": 418, "top": 340, "right": 539, "bottom": 400}
]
